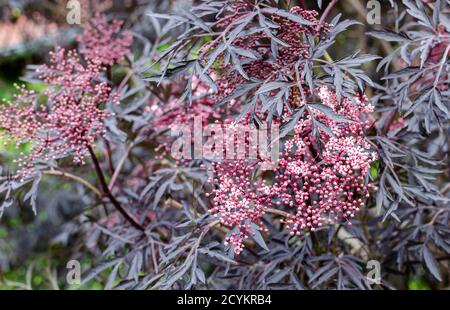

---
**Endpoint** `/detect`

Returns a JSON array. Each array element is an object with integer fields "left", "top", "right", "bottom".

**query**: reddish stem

[
  {"left": 87, "top": 145, "right": 145, "bottom": 231},
  {"left": 316, "top": 0, "right": 338, "bottom": 32}
]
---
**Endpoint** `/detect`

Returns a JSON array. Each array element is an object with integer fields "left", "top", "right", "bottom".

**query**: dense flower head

[
  {"left": 208, "top": 159, "right": 266, "bottom": 255},
  {"left": 205, "top": 117, "right": 272, "bottom": 254},
  {"left": 197, "top": 5, "right": 376, "bottom": 254},
  {"left": 37, "top": 48, "right": 104, "bottom": 100},
  {"left": 0, "top": 48, "right": 112, "bottom": 180},
  {"left": 77, "top": 13, "right": 132, "bottom": 66},
  {"left": 0, "top": 16, "right": 132, "bottom": 181},
  {"left": 270, "top": 87, "right": 376, "bottom": 235},
  {"left": 208, "top": 86, "right": 376, "bottom": 254}
]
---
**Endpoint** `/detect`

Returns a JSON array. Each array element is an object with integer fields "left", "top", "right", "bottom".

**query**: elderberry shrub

[{"left": 0, "top": 0, "right": 448, "bottom": 290}]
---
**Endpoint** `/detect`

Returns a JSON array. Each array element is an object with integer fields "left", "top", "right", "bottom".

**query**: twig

[
  {"left": 104, "top": 139, "right": 115, "bottom": 175},
  {"left": 43, "top": 169, "right": 102, "bottom": 198},
  {"left": 266, "top": 208, "right": 291, "bottom": 218},
  {"left": 316, "top": 0, "right": 338, "bottom": 32},
  {"left": 434, "top": 44, "right": 450, "bottom": 88},
  {"left": 117, "top": 68, "right": 135, "bottom": 93},
  {"left": 108, "top": 142, "right": 135, "bottom": 190},
  {"left": 441, "top": 183, "right": 450, "bottom": 195},
  {"left": 87, "top": 145, "right": 145, "bottom": 231}
]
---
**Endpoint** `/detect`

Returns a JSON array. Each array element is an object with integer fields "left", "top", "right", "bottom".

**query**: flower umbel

[
  {"left": 0, "top": 16, "right": 132, "bottom": 181},
  {"left": 208, "top": 86, "right": 376, "bottom": 254},
  {"left": 77, "top": 13, "right": 132, "bottom": 66}
]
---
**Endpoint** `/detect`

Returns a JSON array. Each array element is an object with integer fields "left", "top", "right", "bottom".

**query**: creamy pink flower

[
  {"left": 77, "top": 13, "right": 132, "bottom": 66},
  {"left": 209, "top": 87, "right": 376, "bottom": 253}
]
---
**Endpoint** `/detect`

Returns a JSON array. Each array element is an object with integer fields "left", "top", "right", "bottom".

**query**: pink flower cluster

[
  {"left": 77, "top": 14, "right": 132, "bottom": 66},
  {"left": 0, "top": 15, "right": 131, "bottom": 180},
  {"left": 272, "top": 87, "right": 376, "bottom": 234},
  {"left": 208, "top": 87, "right": 376, "bottom": 254},
  {"left": 202, "top": 5, "right": 329, "bottom": 103},
  {"left": 208, "top": 158, "right": 267, "bottom": 254},
  {"left": 203, "top": 5, "right": 369, "bottom": 254}
]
